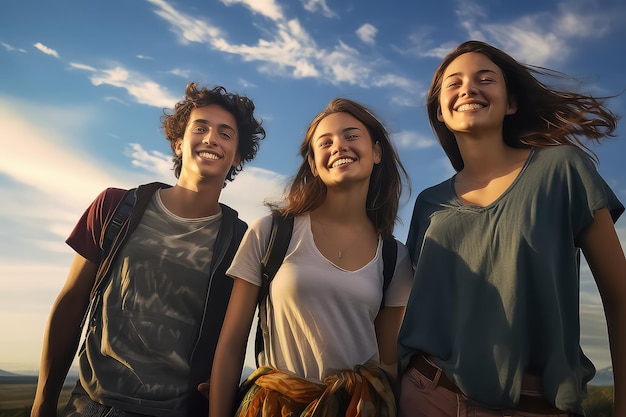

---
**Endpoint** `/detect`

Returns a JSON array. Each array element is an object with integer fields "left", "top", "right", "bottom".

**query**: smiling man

[{"left": 30, "top": 82, "right": 265, "bottom": 417}]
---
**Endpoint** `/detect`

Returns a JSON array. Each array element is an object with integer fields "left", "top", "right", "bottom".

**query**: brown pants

[{"left": 398, "top": 357, "right": 577, "bottom": 417}]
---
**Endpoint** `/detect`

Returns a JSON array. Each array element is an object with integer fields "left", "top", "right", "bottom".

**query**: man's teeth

[
  {"left": 199, "top": 152, "right": 219, "bottom": 160},
  {"left": 332, "top": 158, "right": 353, "bottom": 168},
  {"left": 457, "top": 103, "right": 484, "bottom": 112}
]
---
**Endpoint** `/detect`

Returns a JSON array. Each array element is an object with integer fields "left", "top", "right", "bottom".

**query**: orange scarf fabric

[{"left": 236, "top": 362, "right": 396, "bottom": 417}]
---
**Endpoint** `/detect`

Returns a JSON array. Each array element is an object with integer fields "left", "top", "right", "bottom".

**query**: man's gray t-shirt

[
  {"left": 79, "top": 192, "right": 221, "bottom": 416},
  {"left": 398, "top": 146, "right": 623, "bottom": 413}
]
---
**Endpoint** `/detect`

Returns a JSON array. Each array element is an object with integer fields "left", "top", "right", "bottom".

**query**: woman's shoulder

[{"left": 533, "top": 144, "right": 592, "bottom": 163}]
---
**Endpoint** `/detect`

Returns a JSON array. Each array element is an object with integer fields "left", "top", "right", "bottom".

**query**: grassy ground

[
  {"left": 0, "top": 383, "right": 72, "bottom": 416},
  {"left": 0, "top": 383, "right": 615, "bottom": 417}
]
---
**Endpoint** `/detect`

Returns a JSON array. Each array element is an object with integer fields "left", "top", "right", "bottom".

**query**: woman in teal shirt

[{"left": 398, "top": 40, "right": 625, "bottom": 416}]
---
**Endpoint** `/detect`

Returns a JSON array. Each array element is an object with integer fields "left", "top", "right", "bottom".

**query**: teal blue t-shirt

[{"left": 399, "top": 146, "right": 623, "bottom": 413}]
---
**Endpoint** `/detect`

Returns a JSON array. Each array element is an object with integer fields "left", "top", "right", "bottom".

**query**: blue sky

[{"left": 1, "top": 0, "right": 625, "bottom": 377}]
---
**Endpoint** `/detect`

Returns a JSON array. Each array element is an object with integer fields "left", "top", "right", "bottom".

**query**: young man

[{"left": 30, "top": 82, "right": 266, "bottom": 417}]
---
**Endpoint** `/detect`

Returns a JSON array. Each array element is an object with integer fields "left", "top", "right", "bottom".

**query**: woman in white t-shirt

[{"left": 209, "top": 98, "right": 413, "bottom": 417}]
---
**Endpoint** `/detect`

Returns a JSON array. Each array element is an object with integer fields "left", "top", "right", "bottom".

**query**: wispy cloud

[
  {"left": 356, "top": 24, "right": 377, "bottom": 45},
  {"left": 301, "top": 0, "right": 337, "bottom": 18},
  {"left": 72, "top": 65, "right": 180, "bottom": 108},
  {"left": 220, "top": 0, "right": 284, "bottom": 21},
  {"left": 2, "top": 42, "right": 27, "bottom": 53},
  {"left": 393, "top": 131, "right": 438, "bottom": 149},
  {"left": 136, "top": 54, "right": 154, "bottom": 60},
  {"left": 169, "top": 68, "right": 192, "bottom": 78},
  {"left": 69, "top": 62, "right": 97, "bottom": 72},
  {"left": 33, "top": 42, "right": 60, "bottom": 58}
]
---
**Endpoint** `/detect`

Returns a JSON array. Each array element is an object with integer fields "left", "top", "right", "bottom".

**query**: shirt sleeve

[
  {"left": 65, "top": 187, "right": 126, "bottom": 264},
  {"left": 566, "top": 147, "right": 624, "bottom": 237},
  {"left": 382, "top": 241, "right": 414, "bottom": 307},
  {"left": 226, "top": 214, "right": 273, "bottom": 286}
]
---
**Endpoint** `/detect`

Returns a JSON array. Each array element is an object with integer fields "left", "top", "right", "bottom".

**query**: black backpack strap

[
  {"left": 254, "top": 214, "right": 294, "bottom": 366},
  {"left": 80, "top": 187, "right": 138, "bottom": 331},
  {"left": 101, "top": 188, "right": 137, "bottom": 258},
  {"left": 380, "top": 238, "right": 397, "bottom": 310}
]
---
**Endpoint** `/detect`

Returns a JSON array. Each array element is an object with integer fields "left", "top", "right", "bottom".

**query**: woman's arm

[
  {"left": 209, "top": 278, "right": 260, "bottom": 417},
  {"left": 579, "top": 207, "right": 626, "bottom": 416},
  {"left": 375, "top": 306, "right": 405, "bottom": 379}
]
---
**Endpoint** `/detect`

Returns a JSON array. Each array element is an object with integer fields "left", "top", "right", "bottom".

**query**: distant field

[
  {"left": 0, "top": 383, "right": 614, "bottom": 417},
  {"left": 0, "top": 383, "right": 73, "bottom": 416}
]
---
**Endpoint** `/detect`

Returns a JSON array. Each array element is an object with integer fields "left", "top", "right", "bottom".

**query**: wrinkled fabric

[{"left": 236, "top": 362, "right": 396, "bottom": 417}]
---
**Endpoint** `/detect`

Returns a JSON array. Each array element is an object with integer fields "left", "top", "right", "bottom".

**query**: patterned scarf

[{"left": 236, "top": 361, "right": 396, "bottom": 417}]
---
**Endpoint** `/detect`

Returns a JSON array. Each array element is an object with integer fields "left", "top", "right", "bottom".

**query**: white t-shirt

[{"left": 226, "top": 213, "right": 413, "bottom": 381}]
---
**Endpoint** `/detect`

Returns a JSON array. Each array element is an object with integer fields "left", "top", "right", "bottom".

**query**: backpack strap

[
  {"left": 101, "top": 188, "right": 137, "bottom": 259},
  {"left": 80, "top": 187, "right": 138, "bottom": 331},
  {"left": 380, "top": 238, "right": 397, "bottom": 310},
  {"left": 254, "top": 214, "right": 294, "bottom": 366}
]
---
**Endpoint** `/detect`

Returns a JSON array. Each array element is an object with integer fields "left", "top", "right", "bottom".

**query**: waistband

[{"left": 409, "top": 354, "right": 565, "bottom": 415}]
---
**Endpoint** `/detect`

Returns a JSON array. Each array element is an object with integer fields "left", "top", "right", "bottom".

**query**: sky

[{"left": 1, "top": 0, "right": 625, "bottom": 378}]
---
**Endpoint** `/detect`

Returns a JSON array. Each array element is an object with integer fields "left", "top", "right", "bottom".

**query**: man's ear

[
  {"left": 174, "top": 138, "right": 183, "bottom": 156},
  {"left": 232, "top": 153, "right": 241, "bottom": 169}
]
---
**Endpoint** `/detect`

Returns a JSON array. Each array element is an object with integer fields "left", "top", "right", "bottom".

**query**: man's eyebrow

[{"left": 191, "top": 119, "right": 237, "bottom": 132}]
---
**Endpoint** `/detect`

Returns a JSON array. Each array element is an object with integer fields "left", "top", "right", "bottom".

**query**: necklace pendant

[{"left": 338, "top": 251, "right": 342, "bottom": 259}]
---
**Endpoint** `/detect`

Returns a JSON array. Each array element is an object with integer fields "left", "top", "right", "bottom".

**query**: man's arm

[{"left": 30, "top": 254, "right": 97, "bottom": 417}]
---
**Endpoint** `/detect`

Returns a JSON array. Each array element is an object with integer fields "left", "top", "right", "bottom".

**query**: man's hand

[{"left": 197, "top": 381, "right": 210, "bottom": 400}]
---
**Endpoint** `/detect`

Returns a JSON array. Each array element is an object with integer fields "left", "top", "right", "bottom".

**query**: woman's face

[
  {"left": 310, "top": 111, "right": 381, "bottom": 189},
  {"left": 437, "top": 52, "right": 517, "bottom": 137}
]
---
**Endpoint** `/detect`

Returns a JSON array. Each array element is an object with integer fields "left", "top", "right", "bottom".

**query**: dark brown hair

[
  {"left": 161, "top": 82, "right": 266, "bottom": 183},
  {"left": 271, "top": 98, "right": 409, "bottom": 239},
  {"left": 427, "top": 40, "right": 619, "bottom": 171}
]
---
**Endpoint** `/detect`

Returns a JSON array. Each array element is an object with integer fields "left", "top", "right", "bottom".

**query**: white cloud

[
  {"left": 33, "top": 42, "right": 60, "bottom": 58},
  {"left": 356, "top": 23, "right": 377, "bottom": 45},
  {"left": 221, "top": 0, "right": 284, "bottom": 21},
  {"left": 147, "top": 0, "right": 223, "bottom": 44},
  {"left": 169, "top": 68, "right": 192, "bottom": 78},
  {"left": 88, "top": 66, "right": 180, "bottom": 108},
  {"left": 301, "top": 0, "right": 337, "bottom": 18},
  {"left": 2, "top": 42, "right": 27, "bottom": 53},
  {"left": 392, "top": 131, "right": 438, "bottom": 149},
  {"left": 136, "top": 54, "right": 154, "bottom": 60},
  {"left": 125, "top": 143, "right": 175, "bottom": 180},
  {"left": 69, "top": 62, "right": 97, "bottom": 72}
]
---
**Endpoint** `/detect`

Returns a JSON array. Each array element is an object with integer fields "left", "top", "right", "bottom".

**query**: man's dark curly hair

[{"left": 161, "top": 82, "right": 266, "bottom": 184}]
